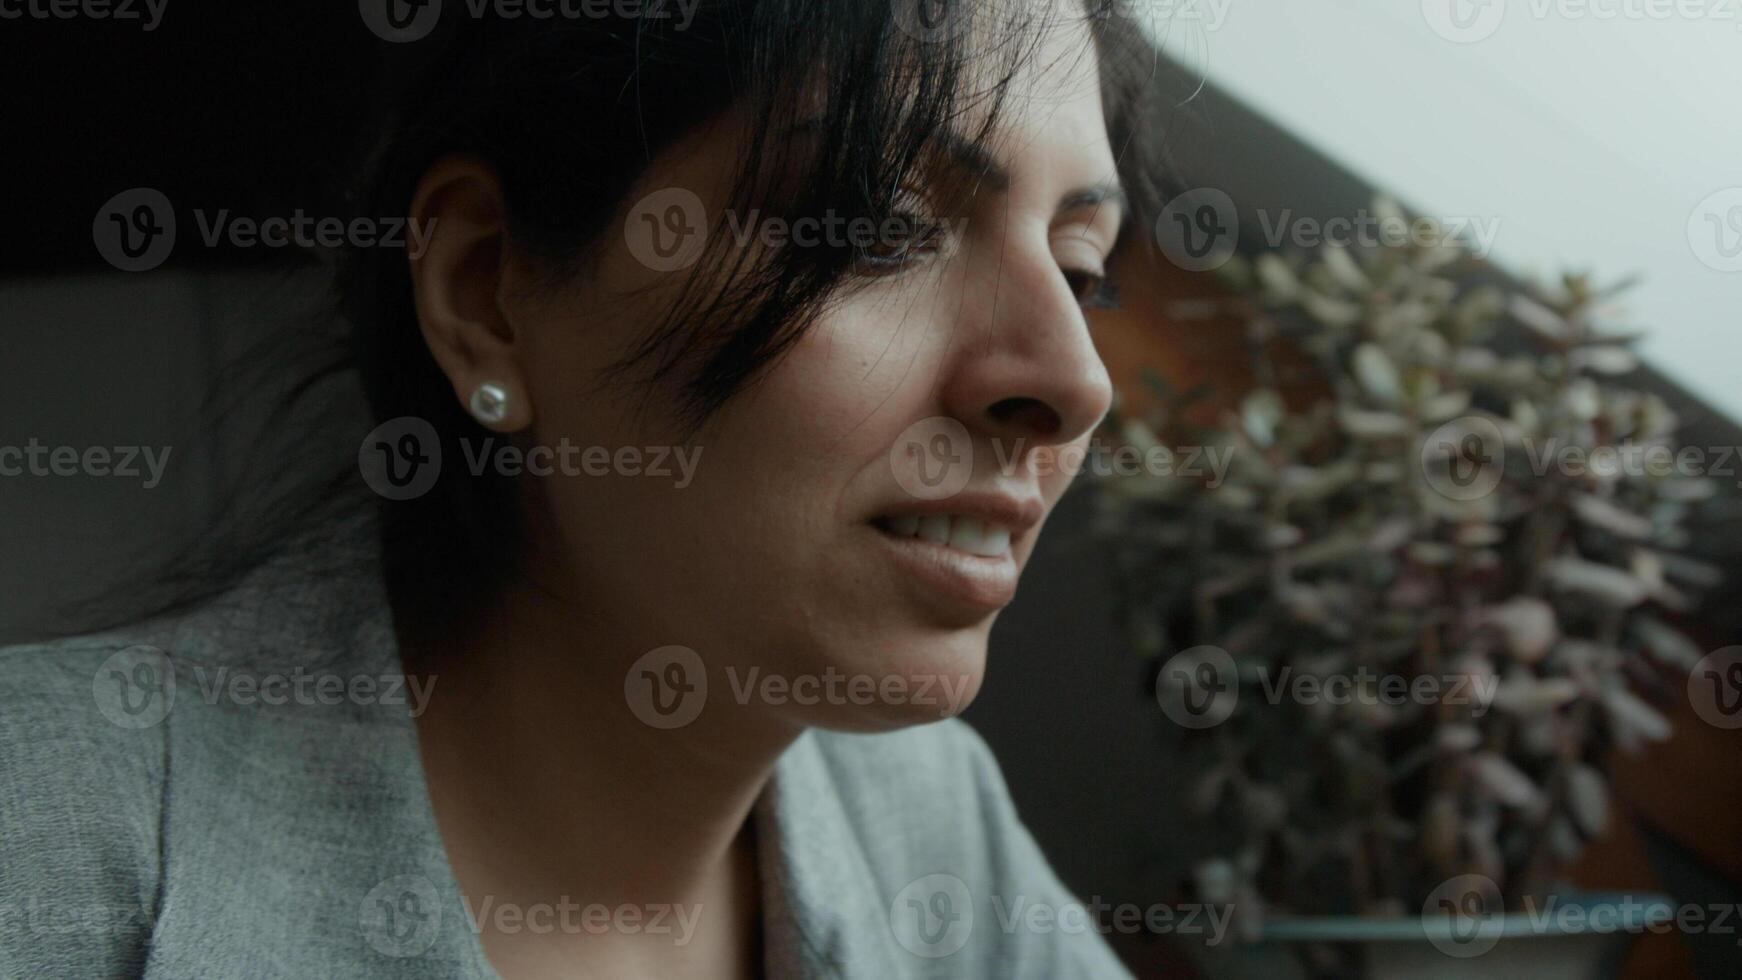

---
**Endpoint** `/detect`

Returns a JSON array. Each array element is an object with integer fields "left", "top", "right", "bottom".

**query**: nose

[{"left": 938, "top": 254, "right": 1113, "bottom": 450}]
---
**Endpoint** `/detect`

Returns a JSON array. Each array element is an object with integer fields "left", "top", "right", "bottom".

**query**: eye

[
  {"left": 853, "top": 213, "right": 948, "bottom": 273},
  {"left": 1063, "top": 267, "right": 1120, "bottom": 310}
]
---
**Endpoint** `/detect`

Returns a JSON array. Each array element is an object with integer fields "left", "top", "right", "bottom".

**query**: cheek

[
  {"left": 719, "top": 287, "right": 951, "bottom": 473},
  {"left": 1036, "top": 446, "right": 1084, "bottom": 501}
]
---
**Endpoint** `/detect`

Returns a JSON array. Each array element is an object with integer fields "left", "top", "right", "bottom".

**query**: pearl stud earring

[{"left": 469, "top": 382, "right": 511, "bottom": 426}]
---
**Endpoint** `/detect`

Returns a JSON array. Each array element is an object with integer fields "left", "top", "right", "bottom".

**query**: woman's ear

[{"left": 407, "top": 155, "right": 534, "bottom": 432}]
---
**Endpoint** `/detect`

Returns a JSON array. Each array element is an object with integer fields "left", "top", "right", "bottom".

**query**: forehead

[{"left": 960, "top": 10, "right": 1117, "bottom": 188}]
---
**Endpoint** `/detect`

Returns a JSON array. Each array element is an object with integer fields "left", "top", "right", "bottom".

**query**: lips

[
  {"left": 871, "top": 514, "right": 1012, "bottom": 557},
  {"left": 866, "top": 494, "right": 1046, "bottom": 615}
]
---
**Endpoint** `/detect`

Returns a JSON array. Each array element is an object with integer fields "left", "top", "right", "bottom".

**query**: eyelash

[
  {"left": 1064, "top": 268, "right": 1121, "bottom": 311},
  {"left": 850, "top": 213, "right": 1121, "bottom": 312},
  {"left": 850, "top": 213, "right": 949, "bottom": 272}
]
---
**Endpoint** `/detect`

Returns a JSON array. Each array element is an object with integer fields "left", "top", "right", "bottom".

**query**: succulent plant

[{"left": 1094, "top": 198, "right": 1721, "bottom": 931}]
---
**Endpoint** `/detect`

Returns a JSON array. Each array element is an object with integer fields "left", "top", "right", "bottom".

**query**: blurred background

[{"left": 2, "top": 3, "right": 1737, "bottom": 977}]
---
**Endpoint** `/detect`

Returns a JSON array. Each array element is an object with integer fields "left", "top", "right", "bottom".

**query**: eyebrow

[
  {"left": 934, "top": 130, "right": 1012, "bottom": 191},
  {"left": 933, "top": 130, "right": 1127, "bottom": 225},
  {"left": 1058, "top": 185, "right": 1129, "bottom": 226}
]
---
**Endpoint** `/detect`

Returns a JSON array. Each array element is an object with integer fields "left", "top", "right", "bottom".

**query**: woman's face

[{"left": 482, "top": 12, "right": 1121, "bottom": 731}]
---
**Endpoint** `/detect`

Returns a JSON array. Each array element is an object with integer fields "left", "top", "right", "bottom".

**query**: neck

[{"left": 405, "top": 572, "right": 800, "bottom": 912}]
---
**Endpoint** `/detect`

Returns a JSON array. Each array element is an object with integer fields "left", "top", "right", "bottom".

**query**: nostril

[{"left": 986, "top": 397, "right": 1061, "bottom": 439}]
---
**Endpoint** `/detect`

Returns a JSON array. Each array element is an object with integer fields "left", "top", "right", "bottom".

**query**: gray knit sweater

[{"left": 0, "top": 514, "right": 1132, "bottom": 979}]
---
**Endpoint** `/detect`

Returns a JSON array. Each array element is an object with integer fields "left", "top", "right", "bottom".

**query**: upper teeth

[{"left": 884, "top": 515, "right": 1013, "bottom": 557}]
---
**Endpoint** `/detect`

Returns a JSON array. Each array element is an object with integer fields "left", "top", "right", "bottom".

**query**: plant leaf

[
  {"left": 1469, "top": 752, "right": 1546, "bottom": 811},
  {"left": 1545, "top": 557, "right": 1650, "bottom": 608},
  {"left": 1353, "top": 343, "right": 1404, "bottom": 406},
  {"left": 1603, "top": 687, "right": 1673, "bottom": 744},
  {"left": 1566, "top": 763, "right": 1609, "bottom": 836}
]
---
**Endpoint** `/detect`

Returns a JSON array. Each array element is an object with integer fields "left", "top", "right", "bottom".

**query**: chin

[{"left": 785, "top": 629, "right": 992, "bottom": 734}]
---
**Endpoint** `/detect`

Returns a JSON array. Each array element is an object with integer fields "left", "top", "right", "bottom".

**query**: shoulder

[
  {"left": 0, "top": 637, "right": 168, "bottom": 977},
  {"left": 0, "top": 635, "right": 171, "bottom": 811},
  {"left": 800, "top": 720, "right": 1134, "bottom": 979}
]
